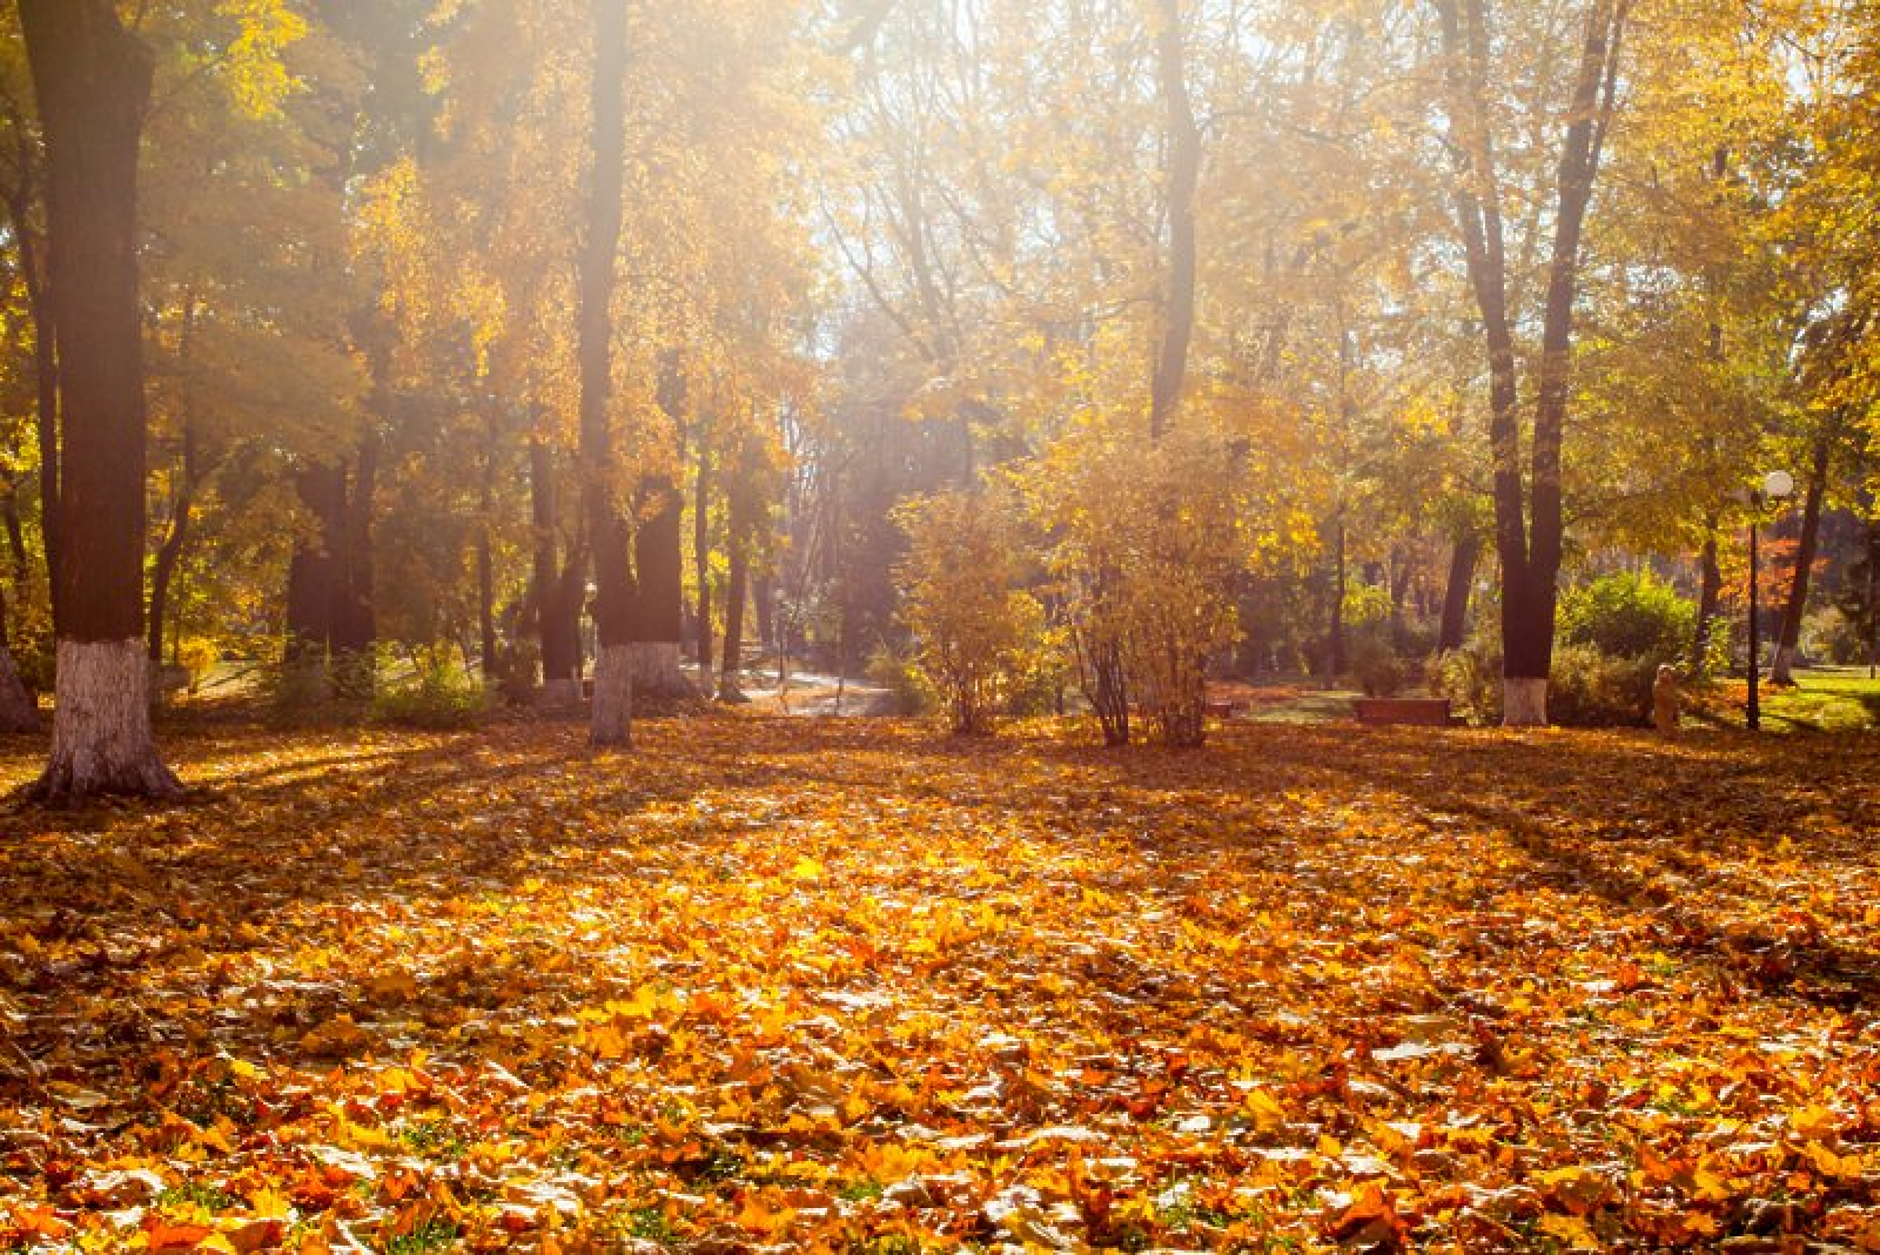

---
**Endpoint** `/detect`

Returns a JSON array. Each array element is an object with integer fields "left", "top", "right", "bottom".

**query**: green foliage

[
  {"left": 865, "top": 642, "right": 935, "bottom": 718},
  {"left": 370, "top": 646, "right": 491, "bottom": 730},
  {"left": 258, "top": 655, "right": 347, "bottom": 726},
  {"left": 893, "top": 489, "right": 1040, "bottom": 735},
  {"left": 1547, "top": 643, "right": 1659, "bottom": 727},
  {"left": 1549, "top": 572, "right": 1698, "bottom": 726},
  {"left": 1346, "top": 622, "right": 1409, "bottom": 697},
  {"left": 1432, "top": 637, "right": 1503, "bottom": 726},
  {"left": 1558, "top": 571, "right": 1695, "bottom": 662}
]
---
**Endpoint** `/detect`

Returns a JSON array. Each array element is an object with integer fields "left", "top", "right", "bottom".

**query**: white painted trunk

[
  {"left": 1769, "top": 644, "right": 1797, "bottom": 685},
  {"left": 629, "top": 641, "right": 694, "bottom": 699},
  {"left": 31, "top": 639, "right": 181, "bottom": 802},
  {"left": 590, "top": 643, "right": 633, "bottom": 746},
  {"left": 539, "top": 677, "right": 582, "bottom": 710},
  {"left": 1502, "top": 677, "right": 1548, "bottom": 727},
  {"left": 0, "top": 646, "right": 38, "bottom": 733}
]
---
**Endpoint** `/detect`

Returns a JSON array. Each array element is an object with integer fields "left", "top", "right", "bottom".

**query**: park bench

[{"left": 1353, "top": 696, "right": 1457, "bottom": 727}]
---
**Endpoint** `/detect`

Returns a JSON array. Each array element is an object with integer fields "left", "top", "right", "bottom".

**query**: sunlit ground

[{"left": 1, "top": 716, "right": 1877, "bottom": 1250}]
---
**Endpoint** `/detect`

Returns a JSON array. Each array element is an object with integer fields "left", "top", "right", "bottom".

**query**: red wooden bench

[{"left": 1354, "top": 697, "right": 1457, "bottom": 727}]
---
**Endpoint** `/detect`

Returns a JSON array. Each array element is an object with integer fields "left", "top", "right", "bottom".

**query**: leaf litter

[{"left": 0, "top": 718, "right": 1876, "bottom": 1251}]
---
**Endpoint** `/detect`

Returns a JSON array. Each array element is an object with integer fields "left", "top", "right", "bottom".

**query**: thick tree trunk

[
  {"left": 578, "top": 0, "right": 633, "bottom": 746},
  {"left": 529, "top": 439, "right": 584, "bottom": 705},
  {"left": 1771, "top": 435, "right": 1832, "bottom": 685},
  {"left": 1691, "top": 516, "right": 1722, "bottom": 674},
  {"left": 630, "top": 476, "right": 693, "bottom": 699},
  {"left": 1439, "top": 532, "right": 1479, "bottom": 651},
  {"left": 19, "top": 0, "right": 178, "bottom": 801},
  {"left": 331, "top": 438, "right": 377, "bottom": 694},
  {"left": 286, "top": 462, "right": 343, "bottom": 666},
  {"left": 1437, "top": 0, "right": 1626, "bottom": 727}
]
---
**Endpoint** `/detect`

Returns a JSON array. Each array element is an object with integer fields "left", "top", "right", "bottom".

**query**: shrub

[
  {"left": 865, "top": 642, "right": 935, "bottom": 717},
  {"left": 894, "top": 489, "right": 1040, "bottom": 735},
  {"left": 1432, "top": 636, "right": 1502, "bottom": 726},
  {"left": 1347, "top": 623, "right": 1409, "bottom": 697},
  {"left": 1559, "top": 571, "right": 1695, "bottom": 662},
  {"left": 1547, "top": 642, "right": 1657, "bottom": 727},
  {"left": 370, "top": 647, "right": 491, "bottom": 729},
  {"left": 178, "top": 638, "right": 221, "bottom": 695}
]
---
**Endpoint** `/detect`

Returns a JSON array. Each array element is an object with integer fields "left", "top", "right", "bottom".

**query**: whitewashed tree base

[
  {"left": 590, "top": 644, "right": 633, "bottom": 746},
  {"left": 28, "top": 639, "right": 182, "bottom": 803},
  {"left": 0, "top": 647, "right": 38, "bottom": 733},
  {"left": 1769, "top": 645, "right": 1797, "bottom": 686},
  {"left": 630, "top": 641, "right": 695, "bottom": 700},
  {"left": 1502, "top": 677, "right": 1549, "bottom": 727},
  {"left": 539, "top": 677, "right": 582, "bottom": 710}
]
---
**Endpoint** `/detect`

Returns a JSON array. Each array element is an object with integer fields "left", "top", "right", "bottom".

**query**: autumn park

[{"left": 2, "top": 0, "right": 1880, "bottom": 1251}]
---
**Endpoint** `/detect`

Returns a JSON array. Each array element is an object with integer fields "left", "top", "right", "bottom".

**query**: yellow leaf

[
  {"left": 1537, "top": 1213, "right": 1601, "bottom": 1249},
  {"left": 788, "top": 858, "right": 823, "bottom": 881}
]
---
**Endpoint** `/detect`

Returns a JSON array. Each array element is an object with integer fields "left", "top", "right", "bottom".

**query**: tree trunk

[
  {"left": 1437, "top": 0, "right": 1627, "bottom": 727},
  {"left": 529, "top": 438, "right": 584, "bottom": 705},
  {"left": 1691, "top": 515, "right": 1722, "bottom": 674},
  {"left": 6, "top": 196, "right": 62, "bottom": 637},
  {"left": 579, "top": 0, "right": 633, "bottom": 746},
  {"left": 1149, "top": 0, "right": 1199, "bottom": 442},
  {"left": 1771, "top": 435, "right": 1832, "bottom": 685},
  {"left": 694, "top": 446, "right": 712, "bottom": 682},
  {"left": 0, "top": 581, "right": 40, "bottom": 733},
  {"left": 1324, "top": 517, "right": 1347, "bottom": 682},
  {"left": 148, "top": 417, "right": 199, "bottom": 667},
  {"left": 19, "top": 0, "right": 178, "bottom": 801},
  {"left": 719, "top": 502, "right": 750, "bottom": 702},
  {"left": 755, "top": 575, "right": 775, "bottom": 652},
  {"left": 477, "top": 414, "right": 498, "bottom": 681},
  {"left": 630, "top": 476, "right": 692, "bottom": 699},
  {"left": 1439, "top": 531, "right": 1479, "bottom": 651},
  {"left": 330, "top": 438, "right": 377, "bottom": 696},
  {"left": 286, "top": 462, "right": 343, "bottom": 666}
]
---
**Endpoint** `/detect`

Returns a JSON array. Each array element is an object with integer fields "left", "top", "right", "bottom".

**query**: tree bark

[
  {"left": 1324, "top": 517, "right": 1347, "bottom": 681},
  {"left": 1149, "top": 0, "right": 1200, "bottom": 442},
  {"left": 1439, "top": 531, "right": 1479, "bottom": 651},
  {"left": 754, "top": 574, "right": 775, "bottom": 653},
  {"left": 1691, "top": 515, "right": 1722, "bottom": 674},
  {"left": 331, "top": 437, "right": 377, "bottom": 694},
  {"left": 19, "top": 0, "right": 179, "bottom": 800},
  {"left": 630, "top": 475, "right": 692, "bottom": 698},
  {"left": 694, "top": 445, "right": 713, "bottom": 682},
  {"left": 719, "top": 501, "right": 750, "bottom": 702},
  {"left": 147, "top": 418, "right": 198, "bottom": 667},
  {"left": 285, "top": 462, "right": 343, "bottom": 667},
  {"left": 579, "top": 0, "right": 633, "bottom": 746},
  {"left": 1437, "top": 0, "right": 1628, "bottom": 726},
  {"left": 0, "top": 580, "right": 39, "bottom": 732},
  {"left": 477, "top": 409, "right": 498, "bottom": 681},
  {"left": 1771, "top": 435, "right": 1832, "bottom": 685},
  {"left": 3, "top": 188, "right": 62, "bottom": 636}
]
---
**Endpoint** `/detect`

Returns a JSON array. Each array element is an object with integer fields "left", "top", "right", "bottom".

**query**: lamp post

[{"left": 1747, "top": 469, "right": 1795, "bottom": 731}]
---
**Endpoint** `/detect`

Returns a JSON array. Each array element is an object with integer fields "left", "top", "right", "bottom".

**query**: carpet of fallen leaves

[{"left": 1, "top": 715, "right": 1878, "bottom": 1253}]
